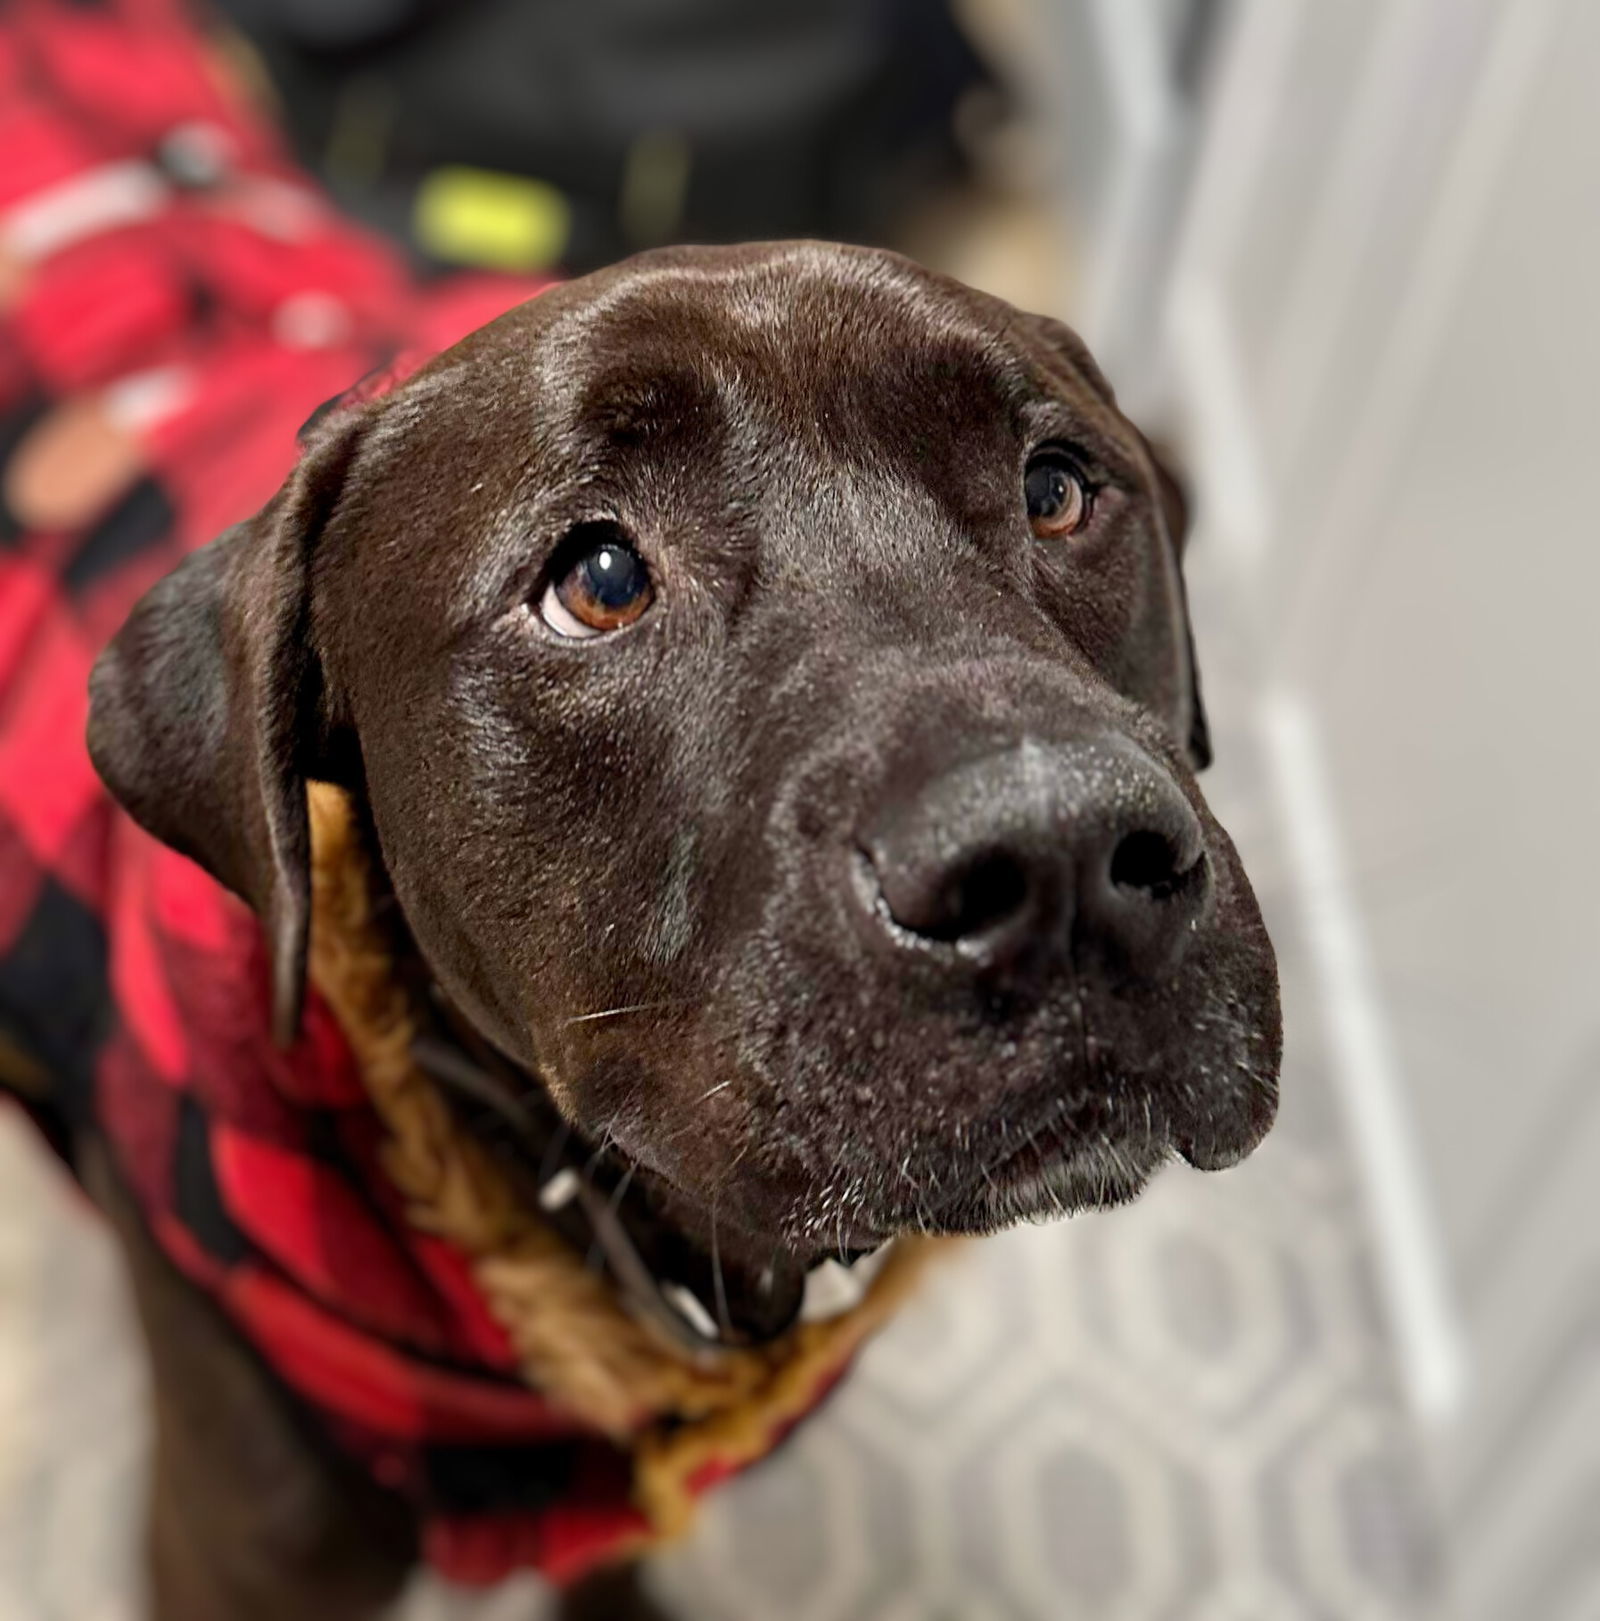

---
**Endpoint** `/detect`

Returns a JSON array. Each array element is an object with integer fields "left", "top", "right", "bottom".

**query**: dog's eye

[
  {"left": 540, "top": 525, "right": 654, "bottom": 639},
  {"left": 1024, "top": 452, "right": 1092, "bottom": 539}
]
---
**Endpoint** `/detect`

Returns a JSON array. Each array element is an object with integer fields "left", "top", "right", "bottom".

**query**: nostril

[
  {"left": 1109, "top": 829, "right": 1201, "bottom": 901},
  {"left": 863, "top": 842, "right": 1037, "bottom": 947},
  {"left": 922, "top": 852, "right": 1031, "bottom": 942}
]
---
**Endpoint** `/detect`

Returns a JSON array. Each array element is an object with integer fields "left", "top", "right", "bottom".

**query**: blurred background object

[
  {"left": 3, "top": 1, "right": 1597, "bottom": 1619},
  {"left": 208, "top": 0, "right": 998, "bottom": 271}
]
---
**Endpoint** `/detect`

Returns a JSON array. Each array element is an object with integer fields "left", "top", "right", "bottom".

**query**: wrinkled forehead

[{"left": 442, "top": 248, "right": 1127, "bottom": 475}]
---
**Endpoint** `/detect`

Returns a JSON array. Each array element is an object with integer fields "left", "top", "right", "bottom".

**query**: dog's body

[{"left": 0, "top": 3, "right": 1281, "bottom": 1617}]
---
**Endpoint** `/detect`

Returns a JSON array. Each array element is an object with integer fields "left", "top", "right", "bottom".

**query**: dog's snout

[{"left": 857, "top": 740, "right": 1209, "bottom": 980}]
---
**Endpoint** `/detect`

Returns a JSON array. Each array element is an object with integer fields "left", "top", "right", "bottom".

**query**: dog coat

[{"left": 0, "top": 0, "right": 931, "bottom": 1587}]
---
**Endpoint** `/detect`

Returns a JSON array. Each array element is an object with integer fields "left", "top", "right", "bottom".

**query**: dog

[{"left": 0, "top": 5, "right": 1281, "bottom": 1618}]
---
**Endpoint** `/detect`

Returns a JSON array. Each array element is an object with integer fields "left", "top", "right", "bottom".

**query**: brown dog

[{"left": 77, "top": 241, "right": 1281, "bottom": 1617}]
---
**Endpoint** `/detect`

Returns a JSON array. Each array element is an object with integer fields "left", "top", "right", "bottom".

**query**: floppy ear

[
  {"left": 87, "top": 414, "right": 367, "bottom": 1045},
  {"left": 1140, "top": 439, "right": 1213, "bottom": 771}
]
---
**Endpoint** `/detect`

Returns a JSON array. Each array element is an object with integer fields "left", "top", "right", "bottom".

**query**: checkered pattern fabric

[{"left": 0, "top": 0, "right": 677, "bottom": 1587}]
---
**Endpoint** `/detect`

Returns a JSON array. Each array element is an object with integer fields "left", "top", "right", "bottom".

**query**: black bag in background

[{"left": 212, "top": 0, "right": 996, "bottom": 272}]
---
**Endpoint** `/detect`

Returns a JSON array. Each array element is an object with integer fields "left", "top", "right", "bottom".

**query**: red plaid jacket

[{"left": 0, "top": 0, "right": 669, "bottom": 1587}]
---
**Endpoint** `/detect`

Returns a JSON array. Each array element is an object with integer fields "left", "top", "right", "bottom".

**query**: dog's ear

[
  {"left": 87, "top": 413, "right": 368, "bottom": 1045},
  {"left": 1139, "top": 438, "right": 1212, "bottom": 771}
]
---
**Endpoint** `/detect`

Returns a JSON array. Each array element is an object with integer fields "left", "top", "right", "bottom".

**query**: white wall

[{"left": 1149, "top": 2, "right": 1600, "bottom": 1615}]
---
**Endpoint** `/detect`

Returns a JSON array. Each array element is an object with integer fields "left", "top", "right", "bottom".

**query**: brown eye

[
  {"left": 1024, "top": 453, "right": 1091, "bottom": 539},
  {"left": 539, "top": 525, "right": 654, "bottom": 639}
]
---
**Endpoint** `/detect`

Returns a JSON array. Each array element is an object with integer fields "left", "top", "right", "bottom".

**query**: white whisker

[
  {"left": 710, "top": 1199, "right": 732, "bottom": 1337},
  {"left": 562, "top": 999, "right": 680, "bottom": 1026}
]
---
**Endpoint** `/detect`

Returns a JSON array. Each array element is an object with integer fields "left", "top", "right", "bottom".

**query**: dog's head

[{"left": 89, "top": 242, "right": 1279, "bottom": 1278}]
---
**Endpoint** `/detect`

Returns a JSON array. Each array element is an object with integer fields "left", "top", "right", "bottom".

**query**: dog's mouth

[
  {"left": 423, "top": 1032, "right": 1272, "bottom": 1352},
  {"left": 418, "top": 901, "right": 1278, "bottom": 1349}
]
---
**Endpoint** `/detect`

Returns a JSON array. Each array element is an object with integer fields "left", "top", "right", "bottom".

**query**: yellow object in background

[{"left": 413, "top": 166, "right": 571, "bottom": 271}]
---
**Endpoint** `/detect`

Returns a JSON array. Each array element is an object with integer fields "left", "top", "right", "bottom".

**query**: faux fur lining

[{"left": 305, "top": 783, "right": 941, "bottom": 1538}]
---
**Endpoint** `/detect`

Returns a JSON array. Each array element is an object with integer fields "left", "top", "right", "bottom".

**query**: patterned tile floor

[{"left": 0, "top": 543, "right": 1444, "bottom": 1621}]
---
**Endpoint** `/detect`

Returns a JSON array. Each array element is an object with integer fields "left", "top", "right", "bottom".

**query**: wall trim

[{"left": 1258, "top": 688, "right": 1468, "bottom": 1425}]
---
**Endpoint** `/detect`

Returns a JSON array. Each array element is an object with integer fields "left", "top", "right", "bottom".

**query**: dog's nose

[{"left": 857, "top": 739, "right": 1209, "bottom": 979}]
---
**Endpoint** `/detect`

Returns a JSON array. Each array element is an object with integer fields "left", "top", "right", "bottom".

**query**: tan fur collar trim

[{"left": 305, "top": 782, "right": 941, "bottom": 1536}]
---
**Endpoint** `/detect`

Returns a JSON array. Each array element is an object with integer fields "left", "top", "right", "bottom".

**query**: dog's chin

[
  {"left": 794, "top": 1095, "right": 1275, "bottom": 1249},
  {"left": 932, "top": 1134, "right": 1175, "bottom": 1235}
]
